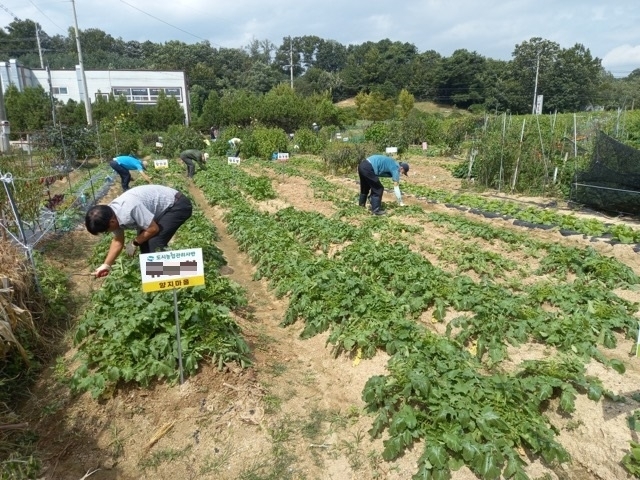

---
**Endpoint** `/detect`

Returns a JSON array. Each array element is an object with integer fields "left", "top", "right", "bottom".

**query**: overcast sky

[{"left": 3, "top": 0, "right": 640, "bottom": 77}]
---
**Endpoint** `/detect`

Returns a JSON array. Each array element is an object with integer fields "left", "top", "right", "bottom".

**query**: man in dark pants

[
  {"left": 109, "top": 155, "right": 151, "bottom": 191},
  {"left": 85, "top": 185, "right": 193, "bottom": 277},
  {"left": 179, "top": 150, "right": 209, "bottom": 178},
  {"left": 358, "top": 155, "right": 409, "bottom": 215}
]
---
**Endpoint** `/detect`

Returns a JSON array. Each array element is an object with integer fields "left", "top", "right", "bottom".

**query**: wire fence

[{"left": 0, "top": 150, "right": 115, "bottom": 256}]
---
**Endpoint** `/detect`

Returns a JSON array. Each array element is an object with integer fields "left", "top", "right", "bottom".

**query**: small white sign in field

[
  {"left": 385, "top": 147, "right": 398, "bottom": 154},
  {"left": 228, "top": 157, "right": 241, "bottom": 165},
  {"left": 153, "top": 159, "right": 169, "bottom": 169}
]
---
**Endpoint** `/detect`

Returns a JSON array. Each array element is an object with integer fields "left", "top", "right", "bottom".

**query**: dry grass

[
  {"left": 334, "top": 98, "right": 468, "bottom": 117},
  {"left": 0, "top": 239, "right": 36, "bottom": 364}
]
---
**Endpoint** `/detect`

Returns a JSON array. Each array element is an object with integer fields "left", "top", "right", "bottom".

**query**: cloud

[
  {"left": 3, "top": 0, "right": 640, "bottom": 76},
  {"left": 602, "top": 44, "right": 640, "bottom": 76}
]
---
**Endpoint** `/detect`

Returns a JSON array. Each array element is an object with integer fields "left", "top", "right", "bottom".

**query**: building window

[
  {"left": 52, "top": 86, "right": 68, "bottom": 95},
  {"left": 111, "top": 86, "right": 183, "bottom": 103},
  {"left": 113, "top": 87, "right": 131, "bottom": 97}
]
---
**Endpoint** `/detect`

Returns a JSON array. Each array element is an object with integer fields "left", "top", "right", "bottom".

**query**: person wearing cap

[
  {"left": 357, "top": 155, "right": 409, "bottom": 215},
  {"left": 179, "top": 149, "right": 209, "bottom": 178},
  {"left": 85, "top": 185, "right": 193, "bottom": 277},
  {"left": 109, "top": 155, "right": 151, "bottom": 191},
  {"left": 227, "top": 138, "right": 242, "bottom": 157}
]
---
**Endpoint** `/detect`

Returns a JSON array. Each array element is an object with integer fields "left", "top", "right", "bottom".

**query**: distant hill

[{"left": 335, "top": 98, "right": 467, "bottom": 116}]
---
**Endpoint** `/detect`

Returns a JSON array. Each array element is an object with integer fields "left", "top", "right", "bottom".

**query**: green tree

[
  {"left": 273, "top": 36, "right": 303, "bottom": 79},
  {"left": 439, "top": 49, "right": 487, "bottom": 109},
  {"left": 309, "top": 92, "right": 343, "bottom": 128},
  {"left": 245, "top": 38, "right": 276, "bottom": 64},
  {"left": 341, "top": 40, "right": 417, "bottom": 99},
  {"left": 508, "top": 38, "right": 560, "bottom": 113},
  {"left": 219, "top": 89, "right": 259, "bottom": 127},
  {"left": 294, "top": 67, "right": 343, "bottom": 100},
  {"left": 407, "top": 50, "right": 444, "bottom": 101},
  {"left": 56, "top": 99, "right": 87, "bottom": 127},
  {"left": 258, "top": 84, "right": 308, "bottom": 132},
  {"left": 242, "top": 125, "right": 289, "bottom": 159},
  {"left": 98, "top": 112, "right": 141, "bottom": 159},
  {"left": 160, "top": 125, "right": 205, "bottom": 157},
  {"left": 478, "top": 59, "right": 514, "bottom": 113},
  {"left": 1, "top": 19, "right": 41, "bottom": 65},
  {"left": 242, "top": 61, "right": 284, "bottom": 94},
  {"left": 199, "top": 91, "right": 223, "bottom": 131},
  {"left": 355, "top": 91, "right": 395, "bottom": 122},
  {"left": 92, "top": 94, "right": 136, "bottom": 124},
  {"left": 4, "top": 85, "right": 52, "bottom": 133},
  {"left": 543, "top": 44, "right": 604, "bottom": 112},
  {"left": 189, "top": 84, "right": 208, "bottom": 119},
  {"left": 136, "top": 92, "right": 184, "bottom": 131},
  {"left": 315, "top": 39, "right": 348, "bottom": 73},
  {"left": 397, "top": 89, "right": 415, "bottom": 119}
]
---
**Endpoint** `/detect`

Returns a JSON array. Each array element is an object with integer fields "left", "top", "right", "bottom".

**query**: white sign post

[
  {"left": 227, "top": 157, "right": 241, "bottom": 165},
  {"left": 154, "top": 159, "right": 169, "bottom": 169},
  {"left": 139, "top": 248, "right": 205, "bottom": 384},
  {"left": 385, "top": 147, "right": 398, "bottom": 155},
  {"left": 535, "top": 95, "right": 544, "bottom": 115}
]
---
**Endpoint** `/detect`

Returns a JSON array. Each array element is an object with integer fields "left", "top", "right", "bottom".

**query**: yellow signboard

[{"left": 139, "top": 248, "right": 204, "bottom": 293}]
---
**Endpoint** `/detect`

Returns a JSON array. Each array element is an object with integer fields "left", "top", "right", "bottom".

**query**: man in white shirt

[{"left": 85, "top": 185, "right": 192, "bottom": 277}]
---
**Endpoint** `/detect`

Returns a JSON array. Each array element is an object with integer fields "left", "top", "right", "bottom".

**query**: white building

[{"left": 0, "top": 59, "right": 190, "bottom": 124}]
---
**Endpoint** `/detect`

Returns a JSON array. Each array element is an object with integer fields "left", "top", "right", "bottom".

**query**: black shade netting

[{"left": 571, "top": 131, "right": 640, "bottom": 215}]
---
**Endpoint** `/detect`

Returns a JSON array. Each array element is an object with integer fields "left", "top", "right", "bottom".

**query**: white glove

[
  {"left": 125, "top": 241, "right": 138, "bottom": 257},
  {"left": 394, "top": 185, "right": 402, "bottom": 202},
  {"left": 93, "top": 263, "right": 111, "bottom": 278}
]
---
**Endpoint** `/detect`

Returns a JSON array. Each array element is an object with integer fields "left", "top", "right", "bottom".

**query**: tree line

[{"left": 2, "top": 18, "right": 640, "bottom": 121}]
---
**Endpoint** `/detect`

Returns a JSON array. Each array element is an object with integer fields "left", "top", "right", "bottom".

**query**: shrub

[
  {"left": 293, "top": 127, "right": 326, "bottom": 154},
  {"left": 98, "top": 113, "right": 142, "bottom": 159},
  {"left": 242, "top": 126, "right": 290, "bottom": 160},
  {"left": 322, "top": 141, "right": 376, "bottom": 174},
  {"left": 160, "top": 125, "right": 206, "bottom": 158},
  {"left": 364, "top": 121, "right": 410, "bottom": 154}
]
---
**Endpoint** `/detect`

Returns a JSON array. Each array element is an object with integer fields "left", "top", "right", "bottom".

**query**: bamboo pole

[{"left": 511, "top": 118, "right": 526, "bottom": 191}]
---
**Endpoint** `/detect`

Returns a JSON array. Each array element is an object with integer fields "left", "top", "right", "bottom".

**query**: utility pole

[
  {"left": 0, "top": 3, "right": 10, "bottom": 152},
  {"left": 71, "top": 0, "right": 93, "bottom": 125},
  {"left": 0, "top": 3, "right": 44, "bottom": 67},
  {"left": 531, "top": 52, "right": 540, "bottom": 115},
  {"left": 289, "top": 36, "right": 294, "bottom": 89},
  {"left": 35, "top": 26, "right": 44, "bottom": 69},
  {"left": 0, "top": 86, "right": 9, "bottom": 153}
]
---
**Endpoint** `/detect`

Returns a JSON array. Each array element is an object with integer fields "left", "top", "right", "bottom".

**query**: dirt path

[{"left": 184, "top": 183, "right": 423, "bottom": 480}]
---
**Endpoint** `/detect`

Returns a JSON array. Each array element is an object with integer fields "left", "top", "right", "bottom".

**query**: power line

[
  {"left": 118, "top": 0, "right": 219, "bottom": 46},
  {"left": 0, "top": 2, "right": 18, "bottom": 21},
  {"left": 27, "top": 0, "right": 66, "bottom": 34}
]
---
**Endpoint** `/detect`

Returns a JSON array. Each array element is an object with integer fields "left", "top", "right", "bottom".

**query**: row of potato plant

[
  {"left": 194, "top": 160, "right": 624, "bottom": 479},
  {"left": 280, "top": 155, "right": 640, "bottom": 244},
  {"left": 423, "top": 211, "right": 640, "bottom": 289},
  {"left": 257, "top": 159, "right": 639, "bottom": 367},
  {"left": 401, "top": 182, "right": 640, "bottom": 243},
  {"left": 68, "top": 172, "right": 251, "bottom": 398},
  {"left": 260, "top": 155, "right": 638, "bottom": 245}
]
